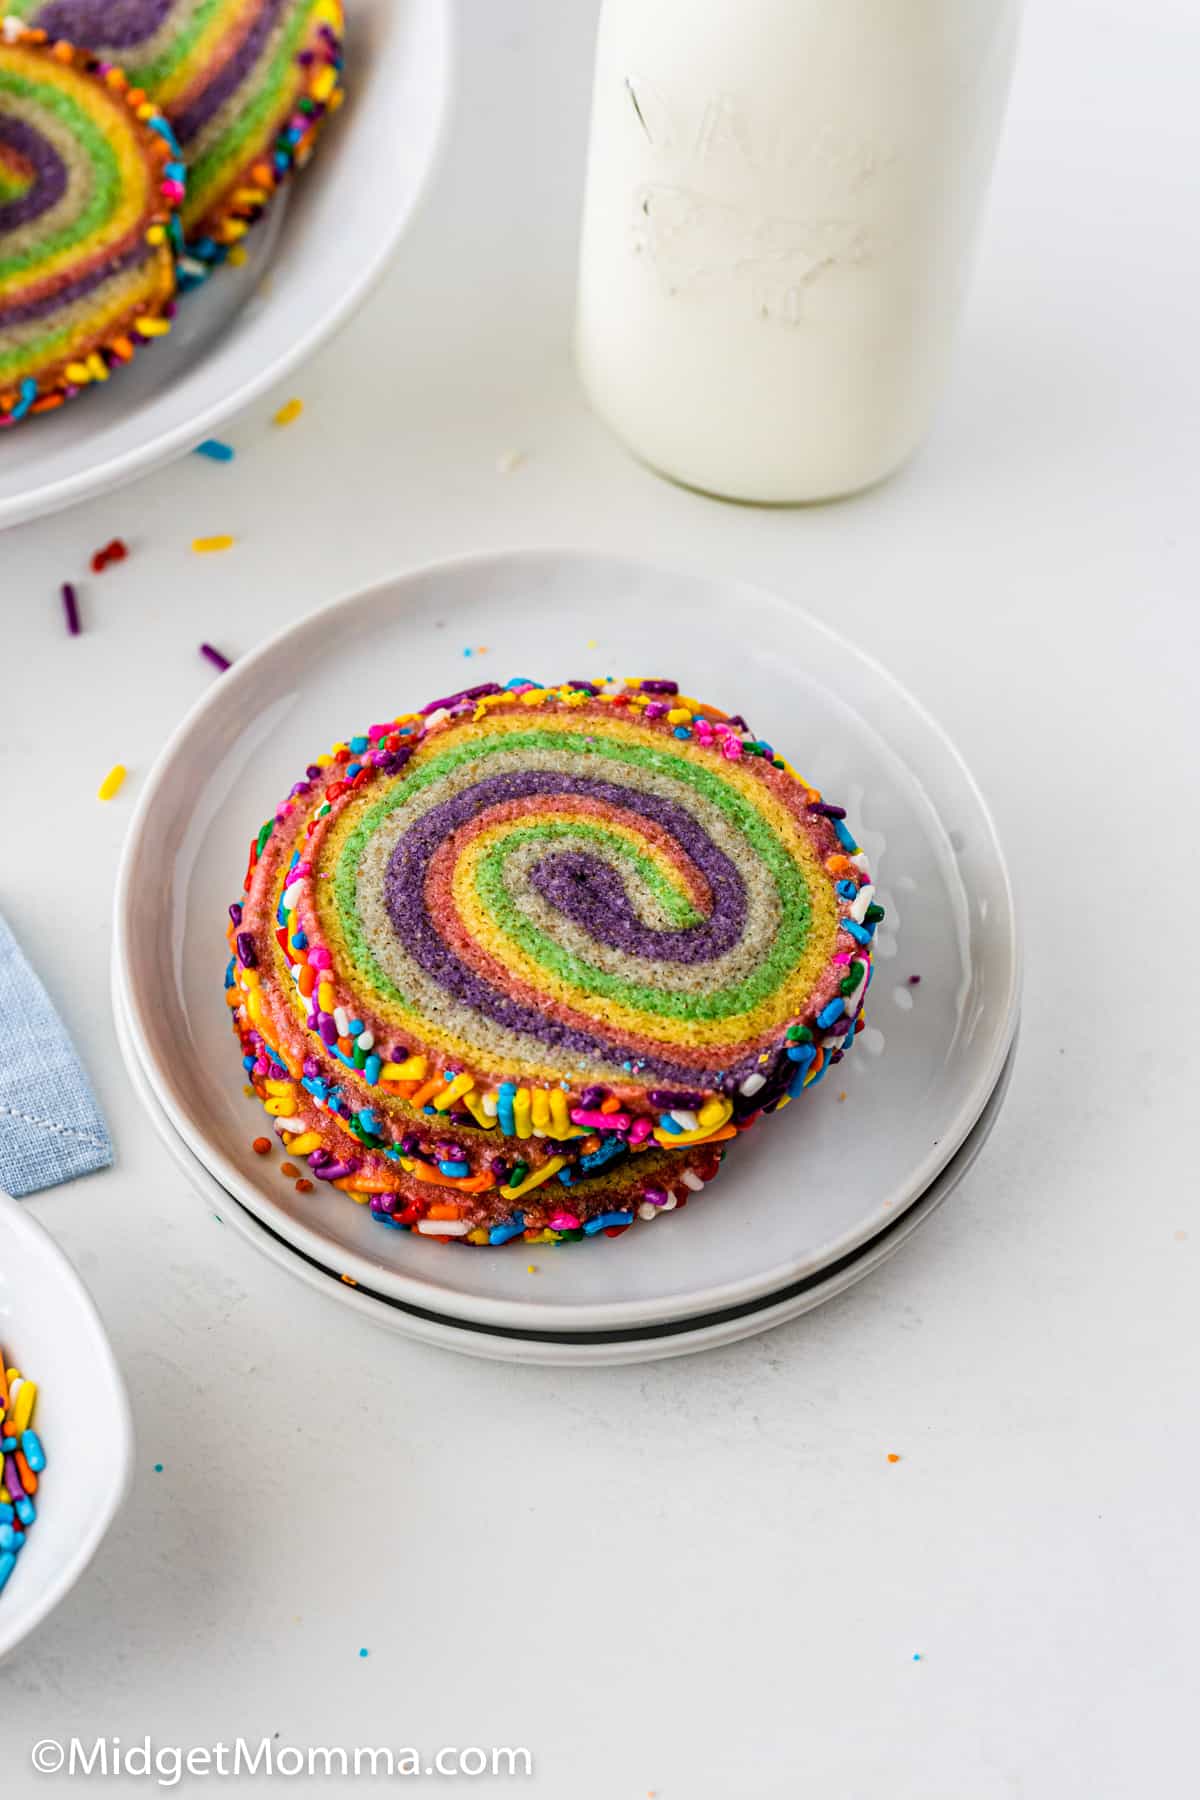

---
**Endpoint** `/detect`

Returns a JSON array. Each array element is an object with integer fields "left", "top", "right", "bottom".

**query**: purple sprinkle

[
  {"left": 420, "top": 681, "right": 504, "bottom": 714},
  {"left": 306, "top": 764, "right": 323, "bottom": 780},
  {"left": 308, "top": 1148, "right": 331, "bottom": 1169},
  {"left": 62, "top": 582, "right": 81, "bottom": 635},
  {"left": 642, "top": 1187, "right": 670, "bottom": 1206},
  {"left": 235, "top": 931, "right": 257, "bottom": 967},
  {"left": 390, "top": 1044, "right": 409, "bottom": 1062},
  {"left": 909, "top": 974, "right": 922, "bottom": 985},
  {"left": 229, "top": 902, "right": 243, "bottom": 925},
  {"left": 725, "top": 714, "right": 748, "bottom": 731},
  {"left": 317, "top": 1014, "right": 339, "bottom": 1046},
  {"left": 808, "top": 802, "right": 847, "bottom": 820},
  {"left": 399, "top": 1132, "right": 421, "bottom": 1155},
  {"left": 489, "top": 1157, "right": 509, "bottom": 1180},
  {"left": 314, "top": 1158, "right": 359, "bottom": 1183},
  {"left": 640, "top": 679, "right": 679, "bottom": 695},
  {"left": 566, "top": 680, "right": 600, "bottom": 694},
  {"left": 580, "top": 1085, "right": 607, "bottom": 1110},
  {"left": 649, "top": 1089, "right": 706, "bottom": 1110},
  {"left": 369, "top": 1194, "right": 396, "bottom": 1215},
  {"left": 200, "top": 642, "right": 232, "bottom": 673},
  {"left": 302, "top": 1056, "right": 322, "bottom": 1079}
]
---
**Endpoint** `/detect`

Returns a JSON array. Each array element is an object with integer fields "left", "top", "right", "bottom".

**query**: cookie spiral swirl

[{"left": 0, "top": 26, "right": 181, "bottom": 424}]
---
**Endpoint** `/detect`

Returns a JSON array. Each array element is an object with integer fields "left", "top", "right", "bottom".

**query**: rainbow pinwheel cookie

[
  {"left": 0, "top": 22, "right": 183, "bottom": 427},
  {"left": 8, "top": 0, "right": 344, "bottom": 265},
  {"left": 226, "top": 678, "right": 884, "bottom": 1246}
]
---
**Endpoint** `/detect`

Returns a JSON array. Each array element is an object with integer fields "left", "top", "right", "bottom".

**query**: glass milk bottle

[{"left": 575, "top": 0, "right": 1022, "bottom": 502}]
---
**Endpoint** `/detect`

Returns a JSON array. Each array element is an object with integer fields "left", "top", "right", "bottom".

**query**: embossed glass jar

[{"left": 575, "top": 0, "right": 1022, "bottom": 502}]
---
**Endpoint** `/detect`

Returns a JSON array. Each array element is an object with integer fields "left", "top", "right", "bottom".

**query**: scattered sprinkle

[
  {"left": 912, "top": 1653, "right": 922, "bottom": 1662},
  {"left": 837, "top": 1090, "right": 847, "bottom": 1102},
  {"left": 1175, "top": 1230, "right": 1188, "bottom": 1242},
  {"left": 200, "top": 642, "right": 233, "bottom": 673},
  {"left": 495, "top": 448, "right": 524, "bottom": 474},
  {"left": 887, "top": 1453, "right": 901, "bottom": 1463},
  {"left": 280, "top": 1162, "right": 299, "bottom": 1179},
  {"left": 61, "top": 582, "right": 80, "bottom": 636},
  {"left": 90, "top": 537, "right": 128, "bottom": 573},
  {"left": 462, "top": 646, "right": 491, "bottom": 658},
  {"left": 153, "top": 1463, "right": 163, "bottom": 1473},
  {"left": 195, "top": 439, "right": 235, "bottom": 462},
  {"left": 526, "top": 1264, "right": 537, "bottom": 1274},
  {"left": 97, "top": 764, "right": 127, "bottom": 802},
  {"left": 274, "top": 398, "right": 304, "bottom": 428},
  {"left": 252, "top": 1136, "right": 272, "bottom": 1156},
  {"left": 359, "top": 1647, "right": 369, "bottom": 1658},
  {"left": 192, "top": 535, "right": 234, "bottom": 554},
  {"left": 908, "top": 974, "right": 922, "bottom": 985},
  {"left": 295, "top": 1177, "right": 314, "bottom": 1193}
]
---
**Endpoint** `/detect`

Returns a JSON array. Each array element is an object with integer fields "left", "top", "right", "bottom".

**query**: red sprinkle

[
  {"left": 61, "top": 582, "right": 80, "bottom": 635},
  {"left": 90, "top": 537, "right": 128, "bottom": 573},
  {"left": 252, "top": 1136, "right": 272, "bottom": 1156}
]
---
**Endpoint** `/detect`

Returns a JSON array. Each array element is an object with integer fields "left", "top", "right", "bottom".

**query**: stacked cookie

[
  {"left": 1, "top": 2, "right": 344, "bottom": 424},
  {"left": 226, "top": 678, "right": 884, "bottom": 1248}
]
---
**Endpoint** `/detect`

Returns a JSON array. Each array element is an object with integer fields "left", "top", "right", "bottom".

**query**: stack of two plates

[{"left": 113, "top": 552, "right": 1021, "bottom": 1366}]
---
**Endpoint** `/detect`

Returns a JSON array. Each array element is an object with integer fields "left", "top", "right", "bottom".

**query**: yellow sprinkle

[
  {"left": 317, "top": 982, "right": 335, "bottom": 1014},
  {"left": 65, "top": 360, "right": 91, "bottom": 384},
  {"left": 12, "top": 1380, "right": 36, "bottom": 1435},
  {"left": 274, "top": 397, "right": 304, "bottom": 427},
  {"left": 527, "top": 1264, "right": 537, "bottom": 1274},
  {"left": 98, "top": 764, "right": 127, "bottom": 801},
  {"left": 531, "top": 1088, "right": 551, "bottom": 1132},
  {"left": 86, "top": 352, "right": 109, "bottom": 382},
  {"left": 432, "top": 1071, "right": 475, "bottom": 1112},
  {"left": 500, "top": 1156, "right": 566, "bottom": 1201},
  {"left": 311, "top": 64, "right": 337, "bottom": 102},
  {"left": 263, "top": 1079, "right": 295, "bottom": 1096},
  {"left": 512, "top": 1087, "right": 533, "bottom": 1139},
  {"left": 380, "top": 1055, "right": 427, "bottom": 1082},
  {"left": 226, "top": 245, "right": 248, "bottom": 267},
  {"left": 145, "top": 224, "right": 166, "bottom": 246},
  {"left": 286, "top": 1131, "right": 323, "bottom": 1157},
  {"left": 263, "top": 1098, "right": 299, "bottom": 1117},
  {"left": 134, "top": 315, "right": 171, "bottom": 338},
  {"left": 192, "top": 535, "right": 234, "bottom": 554},
  {"left": 549, "top": 1088, "right": 571, "bottom": 1136}
]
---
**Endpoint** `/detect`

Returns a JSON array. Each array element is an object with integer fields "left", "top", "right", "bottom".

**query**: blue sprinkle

[
  {"left": 349, "top": 737, "right": 368, "bottom": 754},
  {"left": 0, "top": 1553, "right": 16, "bottom": 1593},
  {"left": 9, "top": 377, "right": 37, "bottom": 421},
  {"left": 835, "top": 880, "right": 859, "bottom": 899},
  {"left": 363, "top": 1054, "right": 382, "bottom": 1086},
  {"left": 0, "top": 1437, "right": 14, "bottom": 1453},
  {"left": 346, "top": 762, "right": 362, "bottom": 780},
  {"left": 833, "top": 818, "right": 860, "bottom": 853},
  {"left": 195, "top": 438, "right": 235, "bottom": 462},
  {"left": 21, "top": 1432, "right": 45, "bottom": 1474},
  {"left": 583, "top": 1210, "right": 634, "bottom": 1235},
  {"left": 225, "top": 957, "right": 237, "bottom": 991},
  {"left": 0, "top": 1504, "right": 13, "bottom": 1524},
  {"left": 437, "top": 1160, "right": 470, "bottom": 1179},
  {"left": 504, "top": 677, "right": 537, "bottom": 690},
  {"left": 14, "top": 1496, "right": 34, "bottom": 1526},
  {"left": 497, "top": 1081, "right": 517, "bottom": 1135},
  {"left": 291, "top": 931, "right": 308, "bottom": 950},
  {"left": 786, "top": 1043, "right": 816, "bottom": 1067},
  {"left": 673, "top": 726, "right": 691, "bottom": 739},
  {"left": 489, "top": 1216, "right": 526, "bottom": 1245},
  {"left": 359, "top": 1648, "right": 369, "bottom": 1658},
  {"left": 154, "top": 1463, "right": 164, "bottom": 1474},
  {"left": 840, "top": 919, "right": 873, "bottom": 945},
  {"left": 348, "top": 1019, "right": 364, "bottom": 1035},
  {"left": 657, "top": 1113, "right": 683, "bottom": 1134},
  {"left": 816, "top": 998, "right": 846, "bottom": 1029}
]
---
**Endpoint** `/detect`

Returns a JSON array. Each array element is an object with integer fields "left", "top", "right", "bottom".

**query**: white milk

[{"left": 575, "top": 0, "right": 1022, "bottom": 502}]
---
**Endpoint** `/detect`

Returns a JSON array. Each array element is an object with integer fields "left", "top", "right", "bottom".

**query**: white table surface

[{"left": 3, "top": 3, "right": 1197, "bottom": 1794}]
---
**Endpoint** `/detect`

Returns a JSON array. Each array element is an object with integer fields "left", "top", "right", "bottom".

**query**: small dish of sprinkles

[{"left": 0, "top": 1346, "right": 47, "bottom": 1596}]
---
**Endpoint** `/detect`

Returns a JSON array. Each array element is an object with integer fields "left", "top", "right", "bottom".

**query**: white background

[{"left": 2, "top": 2, "right": 1198, "bottom": 1794}]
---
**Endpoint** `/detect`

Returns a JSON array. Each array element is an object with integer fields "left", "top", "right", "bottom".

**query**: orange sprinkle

[
  {"left": 252, "top": 1136, "right": 272, "bottom": 1155},
  {"left": 295, "top": 1178, "right": 313, "bottom": 1193},
  {"left": 280, "top": 1162, "right": 299, "bottom": 1178},
  {"left": 887, "top": 1453, "right": 901, "bottom": 1464}
]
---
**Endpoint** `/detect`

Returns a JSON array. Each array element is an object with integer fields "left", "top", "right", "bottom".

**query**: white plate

[
  {"left": 114, "top": 978, "right": 1015, "bottom": 1365},
  {"left": 0, "top": 0, "right": 453, "bottom": 531},
  {"left": 114, "top": 549, "right": 1021, "bottom": 1332},
  {"left": 0, "top": 1190, "right": 134, "bottom": 1659}
]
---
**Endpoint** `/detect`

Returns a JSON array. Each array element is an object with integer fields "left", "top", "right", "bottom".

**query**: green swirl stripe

[{"left": 0, "top": 70, "right": 121, "bottom": 285}]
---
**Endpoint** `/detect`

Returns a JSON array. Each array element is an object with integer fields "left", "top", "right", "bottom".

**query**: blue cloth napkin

[{"left": 0, "top": 913, "right": 112, "bottom": 1197}]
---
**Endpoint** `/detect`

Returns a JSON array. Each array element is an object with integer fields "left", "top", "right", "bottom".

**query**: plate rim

[
  {"left": 0, "top": 1190, "right": 135, "bottom": 1660},
  {"left": 113, "top": 546, "right": 1022, "bottom": 1327},
  {"left": 114, "top": 976, "right": 1016, "bottom": 1365},
  {"left": 0, "top": 0, "right": 455, "bottom": 530}
]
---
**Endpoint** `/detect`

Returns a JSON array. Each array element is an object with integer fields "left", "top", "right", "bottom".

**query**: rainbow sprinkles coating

[{"left": 226, "top": 678, "right": 885, "bottom": 1246}]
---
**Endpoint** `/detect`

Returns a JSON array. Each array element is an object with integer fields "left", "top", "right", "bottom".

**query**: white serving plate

[
  {"left": 0, "top": 1190, "right": 133, "bottom": 1660},
  {"left": 114, "top": 549, "right": 1021, "bottom": 1333},
  {"left": 0, "top": 0, "right": 453, "bottom": 530},
  {"left": 115, "top": 978, "right": 1015, "bottom": 1365}
]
